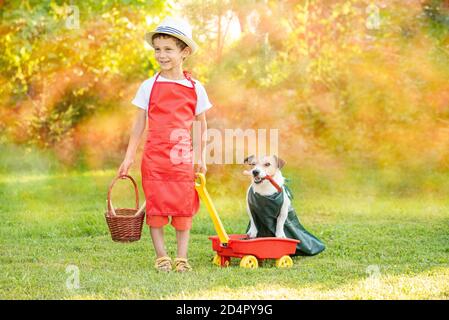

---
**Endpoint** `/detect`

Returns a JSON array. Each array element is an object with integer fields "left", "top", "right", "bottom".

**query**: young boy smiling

[{"left": 118, "top": 17, "right": 211, "bottom": 272}]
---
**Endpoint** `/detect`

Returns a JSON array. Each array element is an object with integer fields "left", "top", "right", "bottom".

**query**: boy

[{"left": 118, "top": 17, "right": 211, "bottom": 272}]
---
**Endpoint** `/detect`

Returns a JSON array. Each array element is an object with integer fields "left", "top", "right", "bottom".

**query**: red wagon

[
  {"left": 195, "top": 174, "right": 300, "bottom": 269},
  {"left": 209, "top": 234, "right": 300, "bottom": 268}
]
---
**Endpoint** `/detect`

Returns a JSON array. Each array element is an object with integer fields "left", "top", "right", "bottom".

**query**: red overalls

[{"left": 141, "top": 71, "right": 200, "bottom": 226}]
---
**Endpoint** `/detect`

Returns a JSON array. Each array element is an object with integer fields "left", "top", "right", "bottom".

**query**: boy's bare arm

[
  {"left": 117, "top": 108, "right": 147, "bottom": 176},
  {"left": 195, "top": 112, "right": 207, "bottom": 173}
]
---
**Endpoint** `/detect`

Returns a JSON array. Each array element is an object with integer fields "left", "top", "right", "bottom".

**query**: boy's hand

[
  {"left": 117, "top": 158, "right": 134, "bottom": 178},
  {"left": 195, "top": 163, "right": 207, "bottom": 174}
]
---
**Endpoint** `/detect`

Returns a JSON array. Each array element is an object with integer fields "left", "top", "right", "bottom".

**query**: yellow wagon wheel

[
  {"left": 240, "top": 255, "right": 259, "bottom": 269},
  {"left": 213, "top": 255, "right": 230, "bottom": 267},
  {"left": 212, "top": 254, "right": 221, "bottom": 266},
  {"left": 275, "top": 255, "right": 293, "bottom": 268}
]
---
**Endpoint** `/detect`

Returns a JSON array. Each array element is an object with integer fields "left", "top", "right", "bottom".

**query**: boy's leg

[
  {"left": 175, "top": 229, "right": 190, "bottom": 259},
  {"left": 150, "top": 227, "right": 168, "bottom": 258},
  {"left": 172, "top": 216, "right": 193, "bottom": 259},
  {"left": 171, "top": 217, "right": 193, "bottom": 272},
  {"left": 148, "top": 216, "right": 169, "bottom": 258}
]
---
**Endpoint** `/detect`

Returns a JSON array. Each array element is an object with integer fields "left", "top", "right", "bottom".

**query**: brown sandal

[
  {"left": 174, "top": 258, "right": 192, "bottom": 273},
  {"left": 155, "top": 256, "right": 172, "bottom": 272}
]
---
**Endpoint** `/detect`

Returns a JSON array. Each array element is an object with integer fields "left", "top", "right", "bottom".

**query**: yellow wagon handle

[{"left": 195, "top": 173, "right": 230, "bottom": 245}]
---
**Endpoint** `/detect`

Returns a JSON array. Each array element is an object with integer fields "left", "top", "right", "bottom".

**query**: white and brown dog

[{"left": 243, "top": 155, "right": 289, "bottom": 239}]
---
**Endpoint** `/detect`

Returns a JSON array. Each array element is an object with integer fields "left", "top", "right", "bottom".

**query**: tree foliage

[{"left": 1, "top": 0, "right": 449, "bottom": 172}]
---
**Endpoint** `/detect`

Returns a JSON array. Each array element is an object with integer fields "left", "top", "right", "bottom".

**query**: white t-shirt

[{"left": 132, "top": 74, "right": 213, "bottom": 116}]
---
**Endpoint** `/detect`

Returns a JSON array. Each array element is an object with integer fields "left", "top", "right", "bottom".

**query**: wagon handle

[
  {"left": 195, "top": 173, "right": 230, "bottom": 245},
  {"left": 107, "top": 175, "right": 139, "bottom": 217},
  {"left": 195, "top": 171, "right": 207, "bottom": 187}
]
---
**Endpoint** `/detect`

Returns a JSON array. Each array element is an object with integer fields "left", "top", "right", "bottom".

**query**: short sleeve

[
  {"left": 194, "top": 81, "right": 213, "bottom": 116},
  {"left": 131, "top": 78, "right": 154, "bottom": 111}
]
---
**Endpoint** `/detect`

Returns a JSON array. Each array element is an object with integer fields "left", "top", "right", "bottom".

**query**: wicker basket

[{"left": 105, "top": 175, "right": 146, "bottom": 242}]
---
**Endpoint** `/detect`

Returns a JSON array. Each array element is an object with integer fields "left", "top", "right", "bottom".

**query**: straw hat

[{"left": 145, "top": 17, "right": 198, "bottom": 54}]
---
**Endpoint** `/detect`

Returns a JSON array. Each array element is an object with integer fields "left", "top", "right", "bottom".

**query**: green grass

[{"left": 0, "top": 167, "right": 448, "bottom": 299}]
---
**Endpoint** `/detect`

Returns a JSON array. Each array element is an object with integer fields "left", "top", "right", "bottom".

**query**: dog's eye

[{"left": 264, "top": 163, "right": 271, "bottom": 167}]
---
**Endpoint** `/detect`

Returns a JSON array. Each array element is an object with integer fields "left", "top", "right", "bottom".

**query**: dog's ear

[
  {"left": 244, "top": 155, "right": 255, "bottom": 164},
  {"left": 274, "top": 155, "right": 286, "bottom": 169}
]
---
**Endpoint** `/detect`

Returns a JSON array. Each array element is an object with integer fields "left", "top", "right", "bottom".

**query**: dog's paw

[
  {"left": 275, "top": 231, "right": 287, "bottom": 238},
  {"left": 247, "top": 228, "right": 258, "bottom": 239}
]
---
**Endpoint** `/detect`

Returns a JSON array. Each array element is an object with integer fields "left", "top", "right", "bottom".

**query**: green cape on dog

[{"left": 246, "top": 182, "right": 325, "bottom": 256}]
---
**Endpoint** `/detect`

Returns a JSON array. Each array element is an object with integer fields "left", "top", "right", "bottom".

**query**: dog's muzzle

[{"left": 252, "top": 169, "right": 264, "bottom": 184}]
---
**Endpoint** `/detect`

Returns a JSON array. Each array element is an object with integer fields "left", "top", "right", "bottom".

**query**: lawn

[{"left": 0, "top": 167, "right": 448, "bottom": 299}]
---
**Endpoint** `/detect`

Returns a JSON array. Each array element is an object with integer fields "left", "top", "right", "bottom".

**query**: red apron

[{"left": 141, "top": 71, "right": 200, "bottom": 218}]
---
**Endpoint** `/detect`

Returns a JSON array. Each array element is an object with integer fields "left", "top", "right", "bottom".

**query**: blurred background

[{"left": 1, "top": 0, "right": 449, "bottom": 197}]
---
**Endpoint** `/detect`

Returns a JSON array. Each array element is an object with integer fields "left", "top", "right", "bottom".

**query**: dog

[
  {"left": 243, "top": 155, "right": 326, "bottom": 256},
  {"left": 243, "top": 155, "right": 289, "bottom": 239}
]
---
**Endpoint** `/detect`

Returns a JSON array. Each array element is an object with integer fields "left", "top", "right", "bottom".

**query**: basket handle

[
  {"left": 107, "top": 175, "right": 139, "bottom": 216},
  {"left": 108, "top": 199, "right": 146, "bottom": 217},
  {"left": 134, "top": 201, "right": 146, "bottom": 217}
]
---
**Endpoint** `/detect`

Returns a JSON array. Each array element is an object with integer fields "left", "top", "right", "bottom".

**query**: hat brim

[{"left": 145, "top": 31, "right": 198, "bottom": 54}]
